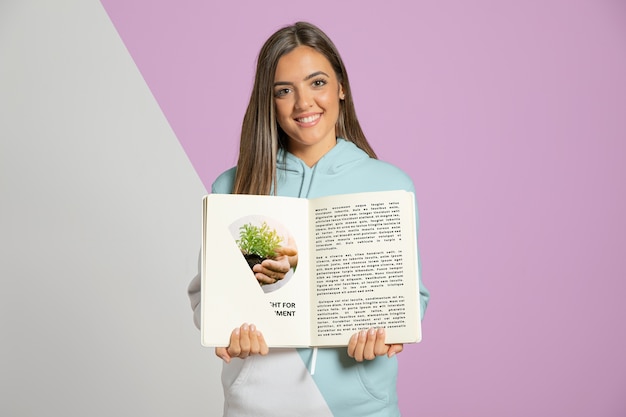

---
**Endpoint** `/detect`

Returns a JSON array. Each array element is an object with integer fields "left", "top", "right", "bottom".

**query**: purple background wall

[{"left": 99, "top": 0, "right": 626, "bottom": 415}]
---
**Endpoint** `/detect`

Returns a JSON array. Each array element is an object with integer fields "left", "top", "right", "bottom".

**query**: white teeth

[{"left": 297, "top": 114, "right": 320, "bottom": 123}]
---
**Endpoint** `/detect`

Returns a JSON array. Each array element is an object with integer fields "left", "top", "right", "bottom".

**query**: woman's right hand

[{"left": 215, "top": 323, "right": 269, "bottom": 363}]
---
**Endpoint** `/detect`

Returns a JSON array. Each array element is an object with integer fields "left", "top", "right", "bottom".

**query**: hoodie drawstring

[{"left": 310, "top": 347, "right": 318, "bottom": 375}]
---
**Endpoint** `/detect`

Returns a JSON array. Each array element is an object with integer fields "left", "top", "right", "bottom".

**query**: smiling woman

[{"left": 187, "top": 21, "right": 430, "bottom": 417}]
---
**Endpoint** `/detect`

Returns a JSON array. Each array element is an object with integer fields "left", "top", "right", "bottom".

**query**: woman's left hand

[{"left": 347, "top": 328, "right": 403, "bottom": 362}]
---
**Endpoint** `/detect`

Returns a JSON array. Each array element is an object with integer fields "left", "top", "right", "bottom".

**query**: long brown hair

[{"left": 232, "top": 21, "right": 377, "bottom": 195}]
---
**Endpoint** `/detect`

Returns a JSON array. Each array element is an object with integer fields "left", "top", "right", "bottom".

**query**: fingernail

[
  {"left": 250, "top": 324, "right": 256, "bottom": 332},
  {"left": 242, "top": 323, "right": 249, "bottom": 331},
  {"left": 378, "top": 328, "right": 385, "bottom": 335},
  {"left": 369, "top": 328, "right": 376, "bottom": 335},
  {"left": 360, "top": 330, "right": 367, "bottom": 337}
]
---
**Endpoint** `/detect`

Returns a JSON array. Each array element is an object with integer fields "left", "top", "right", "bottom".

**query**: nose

[{"left": 295, "top": 90, "right": 313, "bottom": 110}]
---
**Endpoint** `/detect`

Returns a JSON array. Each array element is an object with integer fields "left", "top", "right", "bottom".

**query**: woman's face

[{"left": 273, "top": 46, "right": 344, "bottom": 166}]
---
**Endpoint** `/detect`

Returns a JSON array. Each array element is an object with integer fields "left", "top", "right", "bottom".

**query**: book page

[
  {"left": 201, "top": 194, "right": 312, "bottom": 347},
  {"left": 310, "top": 190, "right": 420, "bottom": 346}
]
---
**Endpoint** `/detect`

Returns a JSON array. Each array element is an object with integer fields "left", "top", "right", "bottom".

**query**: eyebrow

[{"left": 274, "top": 71, "right": 330, "bottom": 87}]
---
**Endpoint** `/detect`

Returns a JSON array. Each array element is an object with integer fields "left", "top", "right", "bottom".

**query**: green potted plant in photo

[{"left": 236, "top": 221, "right": 282, "bottom": 270}]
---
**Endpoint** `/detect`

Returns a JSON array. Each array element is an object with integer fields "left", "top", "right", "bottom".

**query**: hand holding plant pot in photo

[
  {"left": 236, "top": 222, "right": 298, "bottom": 286},
  {"left": 252, "top": 236, "right": 298, "bottom": 285}
]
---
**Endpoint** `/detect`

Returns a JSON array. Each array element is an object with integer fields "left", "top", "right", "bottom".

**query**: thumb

[
  {"left": 215, "top": 347, "right": 232, "bottom": 363},
  {"left": 275, "top": 246, "right": 298, "bottom": 257},
  {"left": 387, "top": 344, "right": 404, "bottom": 358}
]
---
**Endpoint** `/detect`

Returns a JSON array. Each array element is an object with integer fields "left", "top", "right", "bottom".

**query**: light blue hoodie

[{"left": 188, "top": 139, "right": 429, "bottom": 417}]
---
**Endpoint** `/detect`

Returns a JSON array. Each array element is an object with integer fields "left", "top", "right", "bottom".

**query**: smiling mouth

[{"left": 295, "top": 114, "right": 321, "bottom": 123}]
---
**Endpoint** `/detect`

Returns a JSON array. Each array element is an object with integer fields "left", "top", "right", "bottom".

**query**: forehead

[{"left": 274, "top": 46, "right": 334, "bottom": 80}]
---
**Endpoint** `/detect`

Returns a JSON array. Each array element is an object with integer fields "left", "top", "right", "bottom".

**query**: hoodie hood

[{"left": 276, "top": 138, "right": 370, "bottom": 198}]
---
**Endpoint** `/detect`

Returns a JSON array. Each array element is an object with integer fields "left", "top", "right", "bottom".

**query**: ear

[{"left": 339, "top": 83, "right": 345, "bottom": 100}]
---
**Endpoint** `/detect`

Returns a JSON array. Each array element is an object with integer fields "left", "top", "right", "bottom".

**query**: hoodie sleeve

[
  {"left": 418, "top": 249, "right": 430, "bottom": 320},
  {"left": 187, "top": 168, "right": 237, "bottom": 330},
  {"left": 187, "top": 252, "right": 202, "bottom": 330},
  {"left": 409, "top": 177, "right": 430, "bottom": 320}
]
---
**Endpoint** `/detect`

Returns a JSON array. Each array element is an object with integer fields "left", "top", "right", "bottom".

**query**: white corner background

[{"left": 0, "top": 1, "right": 223, "bottom": 415}]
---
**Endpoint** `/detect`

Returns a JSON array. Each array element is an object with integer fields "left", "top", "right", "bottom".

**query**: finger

[
  {"left": 238, "top": 323, "right": 251, "bottom": 358},
  {"left": 354, "top": 330, "right": 368, "bottom": 362},
  {"left": 254, "top": 261, "right": 288, "bottom": 280},
  {"left": 373, "top": 328, "right": 388, "bottom": 357},
  {"left": 227, "top": 327, "right": 242, "bottom": 358},
  {"left": 363, "top": 328, "right": 377, "bottom": 360},
  {"left": 215, "top": 347, "right": 231, "bottom": 363},
  {"left": 259, "top": 259, "right": 290, "bottom": 274},
  {"left": 255, "top": 272, "right": 278, "bottom": 285},
  {"left": 388, "top": 344, "right": 404, "bottom": 358},
  {"left": 257, "top": 330, "right": 269, "bottom": 356},
  {"left": 249, "top": 324, "right": 260, "bottom": 354},
  {"left": 347, "top": 333, "right": 358, "bottom": 358}
]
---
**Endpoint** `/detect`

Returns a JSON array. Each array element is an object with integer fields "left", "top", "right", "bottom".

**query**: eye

[
  {"left": 274, "top": 88, "right": 291, "bottom": 97},
  {"left": 312, "top": 78, "right": 327, "bottom": 88}
]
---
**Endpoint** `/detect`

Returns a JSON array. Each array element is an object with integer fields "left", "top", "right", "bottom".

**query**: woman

[{"left": 188, "top": 21, "right": 429, "bottom": 417}]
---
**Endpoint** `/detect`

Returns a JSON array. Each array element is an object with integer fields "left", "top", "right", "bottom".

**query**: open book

[{"left": 201, "top": 190, "right": 421, "bottom": 347}]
